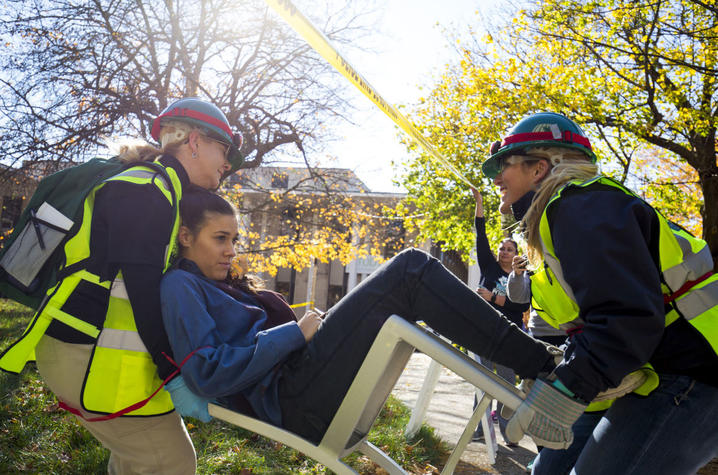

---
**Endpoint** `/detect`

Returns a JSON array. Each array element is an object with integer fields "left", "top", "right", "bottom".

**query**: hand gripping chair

[{"left": 208, "top": 315, "right": 525, "bottom": 475}]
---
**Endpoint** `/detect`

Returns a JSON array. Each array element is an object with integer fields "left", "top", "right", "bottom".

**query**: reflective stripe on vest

[
  {"left": 96, "top": 328, "right": 148, "bottom": 352},
  {"left": 79, "top": 164, "right": 181, "bottom": 416},
  {"left": 96, "top": 279, "right": 147, "bottom": 352},
  {"left": 83, "top": 272, "right": 174, "bottom": 416},
  {"left": 531, "top": 176, "right": 718, "bottom": 355}
]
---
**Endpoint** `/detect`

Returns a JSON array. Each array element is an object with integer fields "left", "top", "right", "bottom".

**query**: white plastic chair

[
  {"left": 208, "top": 315, "right": 525, "bottom": 475},
  {"left": 405, "top": 352, "right": 499, "bottom": 470}
]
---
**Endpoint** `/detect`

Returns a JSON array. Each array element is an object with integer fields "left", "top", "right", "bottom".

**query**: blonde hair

[
  {"left": 105, "top": 120, "right": 194, "bottom": 164},
  {"left": 521, "top": 147, "right": 599, "bottom": 266}
]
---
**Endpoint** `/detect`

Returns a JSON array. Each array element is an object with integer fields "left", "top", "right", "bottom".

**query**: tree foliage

[
  {"left": 0, "top": 0, "right": 411, "bottom": 272},
  {"left": 401, "top": 0, "right": 717, "bottom": 262},
  {"left": 223, "top": 168, "right": 407, "bottom": 276},
  {"left": 0, "top": 0, "right": 366, "bottom": 172}
]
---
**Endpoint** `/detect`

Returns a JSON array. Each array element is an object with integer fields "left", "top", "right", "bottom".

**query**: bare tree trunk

[{"left": 700, "top": 173, "right": 718, "bottom": 271}]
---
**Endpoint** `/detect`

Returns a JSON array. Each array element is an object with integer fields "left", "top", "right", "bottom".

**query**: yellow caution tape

[
  {"left": 289, "top": 301, "right": 314, "bottom": 308},
  {"left": 264, "top": 0, "right": 477, "bottom": 189}
]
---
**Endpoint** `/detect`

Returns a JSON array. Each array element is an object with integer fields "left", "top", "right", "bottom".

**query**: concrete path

[
  {"left": 391, "top": 352, "right": 536, "bottom": 474},
  {"left": 391, "top": 352, "right": 718, "bottom": 475}
]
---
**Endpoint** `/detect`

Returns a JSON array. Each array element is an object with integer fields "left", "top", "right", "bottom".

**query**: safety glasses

[{"left": 497, "top": 154, "right": 543, "bottom": 175}]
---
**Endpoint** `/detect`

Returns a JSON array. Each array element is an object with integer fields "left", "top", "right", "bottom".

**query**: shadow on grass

[{"left": 0, "top": 299, "right": 450, "bottom": 474}]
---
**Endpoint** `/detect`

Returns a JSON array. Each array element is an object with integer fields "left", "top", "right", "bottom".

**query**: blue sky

[{"left": 315, "top": 0, "right": 498, "bottom": 192}]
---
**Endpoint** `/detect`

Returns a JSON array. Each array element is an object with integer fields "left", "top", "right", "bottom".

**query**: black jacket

[
  {"left": 542, "top": 186, "right": 718, "bottom": 401},
  {"left": 46, "top": 155, "right": 189, "bottom": 379}
]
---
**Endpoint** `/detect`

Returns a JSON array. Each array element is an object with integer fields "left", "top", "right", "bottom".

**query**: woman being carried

[{"left": 159, "top": 187, "right": 559, "bottom": 447}]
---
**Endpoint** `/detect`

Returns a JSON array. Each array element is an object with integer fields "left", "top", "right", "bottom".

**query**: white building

[{"left": 224, "top": 166, "right": 468, "bottom": 311}]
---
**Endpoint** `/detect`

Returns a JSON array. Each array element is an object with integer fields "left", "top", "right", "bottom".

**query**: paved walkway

[
  {"left": 391, "top": 352, "right": 718, "bottom": 475},
  {"left": 391, "top": 352, "right": 536, "bottom": 474}
]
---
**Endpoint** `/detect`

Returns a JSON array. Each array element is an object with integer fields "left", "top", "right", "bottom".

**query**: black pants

[{"left": 278, "top": 248, "right": 551, "bottom": 443}]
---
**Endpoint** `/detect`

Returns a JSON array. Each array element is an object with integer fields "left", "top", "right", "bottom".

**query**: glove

[
  {"left": 503, "top": 366, "right": 650, "bottom": 420},
  {"left": 165, "top": 375, "right": 213, "bottom": 422},
  {"left": 501, "top": 344, "right": 564, "bottom": 420},
  {"left": 501, "top": 378, "right": 534, "bottom": 420},
  {"left": 593, "top": 368, "right": 649, "bottom": 402},
  {"left": 505, "top": 378, "right": 587, "bottom": 449}
]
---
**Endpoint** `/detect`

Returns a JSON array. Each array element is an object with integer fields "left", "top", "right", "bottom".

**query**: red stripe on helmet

[
  {"left": 151, "top": 107, "right": 232, "bottom": 141},
  {"left": 501, "top": 131, "right": 592, "bottom": 150}
]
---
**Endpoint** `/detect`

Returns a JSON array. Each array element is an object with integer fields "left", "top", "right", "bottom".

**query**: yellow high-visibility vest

[
  {"left": 531, "top": 176, "right": 718, "bottom": 404},
  {"left": 0, "top": 161, "right": 182, "bottom": 416}
]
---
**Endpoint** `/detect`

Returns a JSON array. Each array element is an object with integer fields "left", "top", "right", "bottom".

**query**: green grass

[{"left": 0, "top": 299, "right": 449, "bottom": 474}]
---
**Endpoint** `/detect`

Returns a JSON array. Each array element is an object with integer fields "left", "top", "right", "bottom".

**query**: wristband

[
  {"left": 490, "top": 293, "right": 497, "bottom": 304},
  {"left": 551, "top": 378, "right": 575, "bottom": 398}
]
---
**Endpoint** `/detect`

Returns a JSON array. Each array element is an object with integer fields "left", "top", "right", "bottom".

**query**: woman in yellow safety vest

[
  {"left": 0, "top": 97, "right": 243, "bottom": 474},
  {"left": 482, "top": 112, "right": 718, "bottom": 474}
]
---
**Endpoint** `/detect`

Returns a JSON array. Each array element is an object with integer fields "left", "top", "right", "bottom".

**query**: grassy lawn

[{"left": 0, "top": 299, "right": 449, "bottom": 474}]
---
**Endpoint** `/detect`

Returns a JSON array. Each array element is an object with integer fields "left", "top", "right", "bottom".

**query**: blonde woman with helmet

[
  {"left": 482, "top": 112, "right": 718, "bottom": 474},
  {"left": 0, "top": 97, "right": 243, "bottom": 474}
]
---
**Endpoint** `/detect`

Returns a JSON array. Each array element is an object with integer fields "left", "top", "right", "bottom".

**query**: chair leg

[
  {"left": 441, "top": 392, "right": 492, "bottom": 475},
  {"left": 405, "top": 358, "right": 442, "bottom": 438},
  {"left": 357, "top": 440, "right": 408, "bottom": 475}
]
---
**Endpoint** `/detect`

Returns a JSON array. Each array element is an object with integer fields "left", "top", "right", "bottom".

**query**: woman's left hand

[
  {"left": 298, "top": 310, "right": 323, "bottom": 342},
  {"left": 165, "top": 375, "right": 213, "bottom": 422}
]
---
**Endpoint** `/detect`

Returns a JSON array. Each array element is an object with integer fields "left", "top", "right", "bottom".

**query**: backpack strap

[{"left": 56, "top": 161, "right": 179, "bottom": 282}]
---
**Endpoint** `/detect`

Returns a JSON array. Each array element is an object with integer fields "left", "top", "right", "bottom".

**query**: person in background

[
  {"left": 483, "top": 111, "right": 718, "bottom": 473},
  {"left": 507, "top": 254, "right": 565, "bottom": 347},
  {"left": 470, "top": 187, "right": 530, "bottom": 446},
  {"left": 0, "top": 97, "right": 243, "bottom": 474}
]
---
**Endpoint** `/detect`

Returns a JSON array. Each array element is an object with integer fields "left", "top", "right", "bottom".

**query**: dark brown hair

[
  {"left": 179, "top": 185, "right": 263, "bottom": 293},
  {"left": 180, "top": 184, "right": 238, "bottom": 235},
  {"left": 500, "top": 237, "right": 519, "bottom": 253}
]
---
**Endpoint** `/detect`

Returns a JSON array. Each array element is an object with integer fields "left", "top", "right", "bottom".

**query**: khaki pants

[{"left": 36, "top": 335, "right": 196, "bottom": 475}]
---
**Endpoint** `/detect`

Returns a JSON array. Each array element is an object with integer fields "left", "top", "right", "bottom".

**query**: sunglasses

[{"left": 203, "top": 132, "right": 243, "bottom": 158}]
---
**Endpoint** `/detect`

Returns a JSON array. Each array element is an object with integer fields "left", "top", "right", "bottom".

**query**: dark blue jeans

[
  {"left": 532, "top": 411, "right": 605, "bottom": 475},
  {"left": 277, "top": 248, "right": 552, "bottom": 443},
  {"left": 534, "top": 374, "right": 718, "bottom": 474},
  {"left": 573, "top": 374, "right": 718, "bottom": 474}
]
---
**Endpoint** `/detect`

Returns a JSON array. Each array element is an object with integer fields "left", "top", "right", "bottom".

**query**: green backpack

[{"left": 0, "top": 157, "right": 173, "bottom": 309}]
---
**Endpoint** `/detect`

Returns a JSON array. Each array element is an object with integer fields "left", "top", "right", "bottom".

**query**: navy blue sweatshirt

[{"left": 541, "top": 186, "right": 718, "bottom": 401}]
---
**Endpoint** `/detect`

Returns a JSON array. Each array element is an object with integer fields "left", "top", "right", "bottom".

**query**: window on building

[
  {"left": 1, "top": 196, "right": 23, "bottom": 231},
  {"left": 383, "top": 219, "right": 405, "bottom": 259},
  {"left": 227, "top": 172, "right": 252, "bottom": 188},
  {"left": 275, "top": 281, "right": 291, "bottom": 303},
  {"left": 430, "top": 242, "right": 468, "bottom": 283},
  {"left": 275, "top": 267, "right": 294, "bottom": 303},
  {"left": 280, "top": 207, "right": 300, "bottom": 238},
  {"left": 271, "top": 171, "right": 289, "bottom": 189},
  {"left": 326, "top": 260, "right": 347, "bottom": 309},
  {"left": 327, "top": 284, "right": 344, "bottom": 309}
]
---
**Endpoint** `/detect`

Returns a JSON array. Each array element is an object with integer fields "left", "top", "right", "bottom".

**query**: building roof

[{"left": 226, "top": 166, "right": 404, "bottom": 198}]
